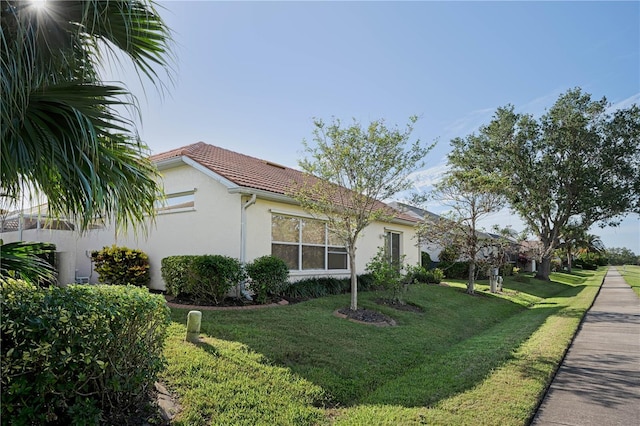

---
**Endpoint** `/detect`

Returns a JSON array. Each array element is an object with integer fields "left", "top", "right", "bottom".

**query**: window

[
  {"left": 271, "top": 214, "right": 348, "bottom": 271},
  {"left": 386, "top": 231, "right": 401, "bottom": 266},
  {"left": 155, "top": 190, "right": 195, "bottom": 213}
]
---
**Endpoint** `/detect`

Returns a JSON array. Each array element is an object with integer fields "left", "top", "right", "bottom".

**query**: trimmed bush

[
  {"left": 91, "top": 245, "right": 150, "bottom": 287},
  {"left": 406, "top": 265, "right": 444, "bottom": 284},
  {"left": 246, "top": 256, "right": 290, "bottom": 304},
  {"left": 161, "top": 255, "right": 194, "bottom": 296},
  {"left": 1, "top": 279, "right": 169, "bottom": 425},
  {"left": 187, "top": 255, "right": 244, "bottom": 304},
  {"left": 438, "top": 261, "right": 470, "bottom": 279}
]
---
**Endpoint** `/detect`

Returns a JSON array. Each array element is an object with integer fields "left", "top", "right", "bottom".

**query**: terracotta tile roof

[{"left": 151, "top": 142, "right": 419, "bottom": 224}]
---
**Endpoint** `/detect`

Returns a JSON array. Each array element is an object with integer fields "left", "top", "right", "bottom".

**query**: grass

[
  {"left": 619, "top": 264, "right": 640, "bottom": 297},
  {"left": 161, "top": 268, "right": 606, "bottom": 425}
]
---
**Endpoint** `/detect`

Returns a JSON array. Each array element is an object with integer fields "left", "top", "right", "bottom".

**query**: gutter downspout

[{"left": 239, "top": 193, "right": 257, "bottom": 299}]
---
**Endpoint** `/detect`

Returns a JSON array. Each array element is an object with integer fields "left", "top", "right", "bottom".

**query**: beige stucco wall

[
  {"left": 108, "top": 164, "right": 243, "bottom": 290},
  {"left": 245, "top": 198, "right": 420, "bottom": 281},
  {"left": 0, "top": 227, "right": 112, "bottom": 285}
]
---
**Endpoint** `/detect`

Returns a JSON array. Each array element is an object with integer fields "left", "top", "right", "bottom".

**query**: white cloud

[
  {"left": 607, "top": 92, "right": 640, "bottom": 112},
  {"left": 441, "top": 107, "right": 495, "bottom": 140}
]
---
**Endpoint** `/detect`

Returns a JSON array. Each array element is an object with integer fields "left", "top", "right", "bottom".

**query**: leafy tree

[
  {"left": 606, "top": 247, "right": 638, "bottom": 265},
  {"left": 1, "top": 0, "right": 172, "bottom": 232},
  {"left": 417, "top": 169, "right": 505, "bottom": 294},
  {"left": 293, "top": 116, "right": 433, "bottom": 310},
  {"left": 448, "top": 88, "right": 640, "bottom": 280}
]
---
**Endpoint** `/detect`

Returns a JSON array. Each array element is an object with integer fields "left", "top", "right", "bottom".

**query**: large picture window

[{"left": 271, "top": 214, "right": 348, "bottom": 271}]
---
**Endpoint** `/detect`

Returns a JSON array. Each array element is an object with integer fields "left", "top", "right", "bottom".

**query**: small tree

[
  {"left": 292, "top": 116, "right": 434, "bottom": 310},
  {"left": 417, "top": 169, "right": 505, "bottom": 295}
]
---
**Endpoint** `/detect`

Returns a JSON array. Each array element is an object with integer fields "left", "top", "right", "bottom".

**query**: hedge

[
  {"left": 1, "top": 279, "right": 170, "bottom": 425},
  {"left": 161, "top": 255, "right": 244, "bottom": 304}
]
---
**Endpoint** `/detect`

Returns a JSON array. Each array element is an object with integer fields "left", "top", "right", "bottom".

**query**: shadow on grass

[{"left": 360, "top": 304, "right": 564, "bottom": 407}]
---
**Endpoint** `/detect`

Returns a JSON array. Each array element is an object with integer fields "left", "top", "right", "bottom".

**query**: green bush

[
  {"left": 421, "top": 251, "right": 432, "bottom": 268},
  {"left": 406, "top": 265, "right": 444, "bottom": 284},
  {"left": 357, "top": 273, "right": 377, "bottom": 291},
  {"left": 500, "top": 263, "right": 514, "bottom": 277},
  {"left": 1, "top": 279, "right": 169, "bottom": 425},
  {"left": 429, "top": 268, "right": 444, "bottom": 284},
  {"left": 187, "top": 255, "right": 244, "bottom": 304},
  {"left": 366, "top": 248, "right": 406, "bottom": 303},
  {"left": 161, "top": 255, "right": 195, "bottom": 296},
  {"left": 438, "top": 261, "right": 470, "bottom": 279},
  {"left": 279, "top": 277, "right": 346, "bottom": 300},
  {"left": 246, "top": 256, "right": 290, "bottom": 304},
  {"left": 91, "top": 245, "right": 150, "bottom": 287}
]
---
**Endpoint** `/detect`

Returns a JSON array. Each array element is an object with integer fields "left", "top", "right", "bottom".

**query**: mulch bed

[{"left": 165, "top": 295, "right": 288, "bottom": 311}]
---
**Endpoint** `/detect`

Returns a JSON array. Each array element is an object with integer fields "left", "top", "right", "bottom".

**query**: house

[
  {"left": 389, "top": 201, "right": 519, "bottom": 270},
  {"left": 1, "top": 142, "right": 421, "bottom": 290}
]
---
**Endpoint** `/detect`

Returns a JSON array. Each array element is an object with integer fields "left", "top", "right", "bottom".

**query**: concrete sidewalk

[{"left": 531, "top": 267, "right": 640, "bottom": 426}]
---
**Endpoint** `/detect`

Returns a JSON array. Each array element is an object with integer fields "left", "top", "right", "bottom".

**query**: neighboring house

[
  {"left": 2, "top": 142, "right": 421, "bottom": 290},
  {"left": 389, "top": 201, "right": 519, "bottom": 269}
]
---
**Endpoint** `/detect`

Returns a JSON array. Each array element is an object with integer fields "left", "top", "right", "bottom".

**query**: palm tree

[
  {"left": 1, "top": 0, "right": 172, "bottom": 232},
  {"left": 557, "top": 222, "right": 587, "bottom": 273}
]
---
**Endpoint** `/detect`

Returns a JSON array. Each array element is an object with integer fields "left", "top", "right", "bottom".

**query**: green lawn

[
  {"left": 619, "top": 264, "right": 640, "bottom": 297},
  {"left": 161, "top": 268, "right": 606, "bottom": 425}
]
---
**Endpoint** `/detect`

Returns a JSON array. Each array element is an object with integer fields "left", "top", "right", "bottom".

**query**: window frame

[
  {"left": 271, "top": 214, "right": 348, "bottom": 272},
  {"left": 155, "top": 189, "right": 196, "bottom": 214}
]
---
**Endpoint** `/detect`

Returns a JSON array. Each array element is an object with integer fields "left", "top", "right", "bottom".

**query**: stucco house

[
  {"left": 2, "top": 142, "right": 421, "bottom": 290},
  {"left": 389, "top": 201, "right": 519, "bottom": 269}
]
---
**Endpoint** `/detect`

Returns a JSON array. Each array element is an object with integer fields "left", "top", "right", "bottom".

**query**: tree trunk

[
  {"left": 566, "top": 250, "right": 573, "bottom": 274},
  {"left": 467, "top": 261, "right": 476, "bottom": 294},
  {"left": 349, "top": 251, "right": 358, "bottom": 311},
  {"left": 535, "top": 256, "right": 552, "bottom": 281}
]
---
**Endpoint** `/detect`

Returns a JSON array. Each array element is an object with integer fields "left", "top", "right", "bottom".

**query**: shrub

[
  {"left": 438, "top": 261, "right": 470, "bottom": 279},
  {"left": 429, "top": 268, "right": 444, "bottom": 284},
  {"left": 407, "top": 265, "right": 444, "bottom": 284},
  {"left": 357, "top": 273, "right": 377, "bottom": 291},
  {"left": 421, "top": 251, "right": 432, "bottom": 269},
  {"left": 500, "top": 263, "right": 514, "bottom": 277},
  {"left": 366, "top": 248, "right": 406, "bottom": 303},
  {"left": 1, "top": 279, "right": 169, "bottom": 425},
  {"left": 161, "top": 255, "right": 195, "bottom": 296},
  {"left": 279, "top": 277, "right": 347, "bottom": 300},
  {"left": 246, "top": 256, "right": 290, "bottom": 304},
  {"left": 405, "top": 265, "right": 430, "bottom": 284},
  {"left": 187, "top": 255, "right": 244, "bottom": 304},
  {"left": 91, "top": 245, "right": 150, "bottom": 287}
]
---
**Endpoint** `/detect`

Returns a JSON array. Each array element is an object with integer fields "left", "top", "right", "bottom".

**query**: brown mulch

[{"left": 165, "top": 295, "right": 288, "bottom": 311}]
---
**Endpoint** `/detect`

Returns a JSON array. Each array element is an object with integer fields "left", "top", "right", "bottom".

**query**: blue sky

[{"left": 112, "top": 0, "right": 640, "bottom": 253}]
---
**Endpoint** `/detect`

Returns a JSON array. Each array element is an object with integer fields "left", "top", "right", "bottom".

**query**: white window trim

[
  {"left": 271, "top": 213, "right": 349, "bottom": 272},
  {"left": 156, "top": 189, "right": 197, "bottom": 215}
]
